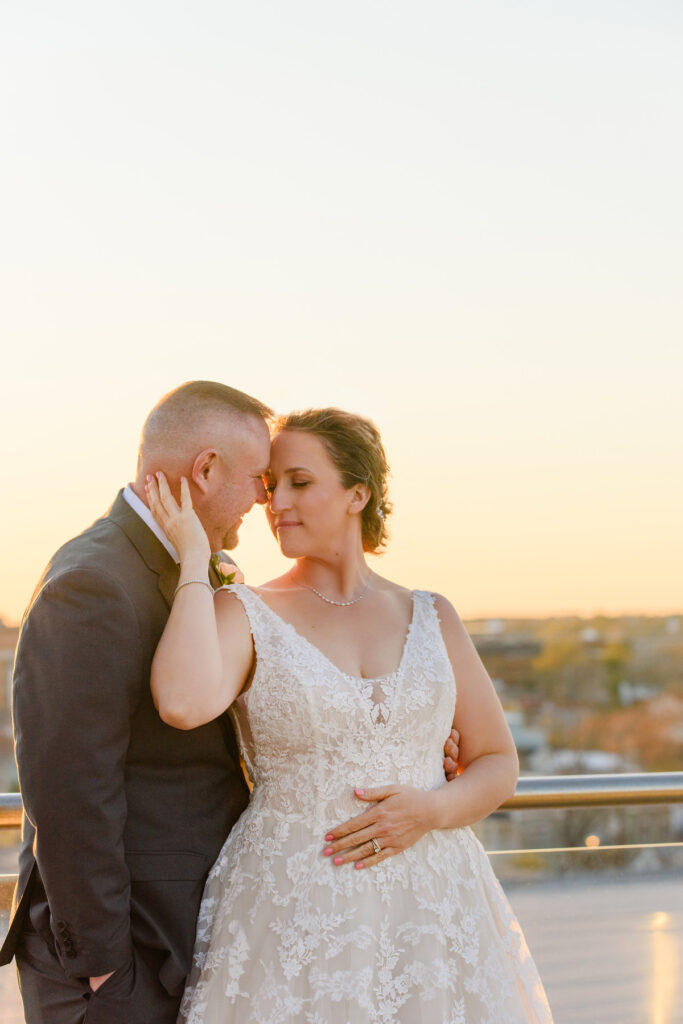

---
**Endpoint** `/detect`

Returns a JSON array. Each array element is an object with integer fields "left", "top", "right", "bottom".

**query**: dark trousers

[{"left": 15, "top": 928, "right": 182, "bottom": 1024}]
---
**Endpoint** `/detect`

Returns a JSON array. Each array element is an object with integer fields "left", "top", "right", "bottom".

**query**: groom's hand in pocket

[{"left": 89, "top": 970, "right": 115, "bottom": 992}]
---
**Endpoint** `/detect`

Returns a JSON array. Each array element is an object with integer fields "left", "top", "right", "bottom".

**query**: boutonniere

[{"left": 211, "top": 553, "right": 236, "bottom": 586}]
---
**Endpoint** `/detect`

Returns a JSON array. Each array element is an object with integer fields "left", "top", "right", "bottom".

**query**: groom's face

[{"left": 197, "top": 416, "right": 271, "bottom": 551}]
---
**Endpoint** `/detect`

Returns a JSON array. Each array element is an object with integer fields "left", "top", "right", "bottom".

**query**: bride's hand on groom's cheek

[
  {"left": 145, "top": 472, "right": 211, "bottom": 564},
  {"left": 322, "top": 784, "right": 439, "bottom": 871}
]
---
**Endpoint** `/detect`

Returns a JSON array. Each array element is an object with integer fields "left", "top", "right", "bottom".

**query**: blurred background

[{"left": 1, "top": 3, "right": 682, "bottom": 1020}]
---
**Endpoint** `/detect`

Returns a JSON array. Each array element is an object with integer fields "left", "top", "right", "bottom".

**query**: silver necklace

[{"left": 298, "top": 577, "right": 370, "bottom": 607}]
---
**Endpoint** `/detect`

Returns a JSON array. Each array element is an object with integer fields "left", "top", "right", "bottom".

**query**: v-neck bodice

[
  {"left": 225, "top": 584, "right": 456, "bottom": 812},
  {"left": 244, "top": 587, "right": 418, "bottom": 686}
]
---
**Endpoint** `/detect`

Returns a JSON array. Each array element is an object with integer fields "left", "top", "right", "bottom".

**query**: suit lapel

[
  {"left": 208, "top": 558, "right": 221, "bottom": 589},
  {"left": 107, "top": 493, "right": 241, "bottom": 759},
  {"left": 107, "top": 491, "right": 180, "bottom": 609},
  {"left": 158, "top": 563, "right": 181, "bottom": 608}
]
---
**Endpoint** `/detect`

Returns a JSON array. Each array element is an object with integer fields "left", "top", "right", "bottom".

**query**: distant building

[
  {"left": 617, "top": 680, "right": 658, "bottom": 706},
  {"left": 0, "top": 622, "right": 19, "bottom": 790},
  {"left": 471, "top": 632, "right": 542, "bottom": 659},
  {"left": 505, "top": 710, "right": 547, "bottom": 766},
  {"left": 527, "top": 748, "right": 640, "bottom": 774},
  {"left": 469, "top": 630, "right": 543, "bottom": 692},
  {"left": 0, "top": 623, "right": 18, "bottom": 716},
  {"left": 483, "top": 619, "right": 506, "bottom": 636}
]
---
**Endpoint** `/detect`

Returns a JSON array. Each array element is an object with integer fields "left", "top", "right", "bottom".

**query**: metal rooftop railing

[
  {"left": 501, "top": 770, "right": 683, "bottom": 809},
  {"left": 1, "top": 772, "right": 682, "bottom": 908}
]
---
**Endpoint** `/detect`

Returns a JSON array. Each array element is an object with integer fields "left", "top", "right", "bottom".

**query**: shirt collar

[{"left": 122, "top": 484, "right": 180, "bottom": 564}]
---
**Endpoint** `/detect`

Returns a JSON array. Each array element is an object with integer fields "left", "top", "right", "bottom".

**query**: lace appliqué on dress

[{"left": 179, "top": 587, "right": 553, "bottom": 1024}]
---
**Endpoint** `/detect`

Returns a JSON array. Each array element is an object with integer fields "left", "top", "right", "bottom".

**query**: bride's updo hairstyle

[{"left": 273, "top": 408, "right": 392, "bottom": 553}]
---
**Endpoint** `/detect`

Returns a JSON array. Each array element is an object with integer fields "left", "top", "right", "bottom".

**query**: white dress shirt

[{"left": 122, "top": 484, "right": 180, "bottom": 563}]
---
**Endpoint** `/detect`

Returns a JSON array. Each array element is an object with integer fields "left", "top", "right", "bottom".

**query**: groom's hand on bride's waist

[{"left": 443, "top": 728, "right": 460, "bottom": 781}]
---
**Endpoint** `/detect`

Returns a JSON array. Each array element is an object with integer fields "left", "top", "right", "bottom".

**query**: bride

[{"left": 146, "top": 407, "right": 553, "bottom": 1024}]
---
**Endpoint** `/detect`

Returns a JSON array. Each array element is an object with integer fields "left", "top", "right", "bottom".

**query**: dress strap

[
  {"left": 409, "top": 589, "right": 438, "bottom": 633},
  {"left": 219, "top": 584, "right": 296, "bottom": 666},
  {"left": 408, "top": 590, "right": 455, "bottom": 688}
]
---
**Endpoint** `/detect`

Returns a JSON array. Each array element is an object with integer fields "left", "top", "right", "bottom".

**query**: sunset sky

[{"left": 1, "top": 2, "right": 682, "bottom": 623}]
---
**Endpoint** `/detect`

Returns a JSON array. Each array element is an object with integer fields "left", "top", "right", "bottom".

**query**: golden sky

[{"left": 1, "top": 3, "right": 682, "bottom": 623}]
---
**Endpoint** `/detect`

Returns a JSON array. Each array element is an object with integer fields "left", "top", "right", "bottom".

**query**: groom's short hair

[{"left": 139, "top": 380, "right": 272, "bottom": 461}]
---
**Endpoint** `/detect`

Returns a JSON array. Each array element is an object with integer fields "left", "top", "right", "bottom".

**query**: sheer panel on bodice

[{"left": 179, "top": 586, "right": 553, "bottom": 1024}]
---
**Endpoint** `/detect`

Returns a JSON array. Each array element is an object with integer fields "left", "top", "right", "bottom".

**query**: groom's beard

[{"left": 221, "top": 522, "right": 241, "bottom": 550}]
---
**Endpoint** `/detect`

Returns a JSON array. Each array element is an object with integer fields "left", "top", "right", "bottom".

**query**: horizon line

[{"left": 1, "top": 607, "right": 682, "bottom": 631}]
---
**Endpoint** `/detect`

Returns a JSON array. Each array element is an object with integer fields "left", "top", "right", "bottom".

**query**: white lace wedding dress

[{"left": 179, "top": 586, "right": 553, "bottom": 1024}]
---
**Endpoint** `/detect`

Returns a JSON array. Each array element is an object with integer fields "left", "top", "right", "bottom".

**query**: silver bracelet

[{"left": 173, "top": 579, "right": 214, "bottom": 599}]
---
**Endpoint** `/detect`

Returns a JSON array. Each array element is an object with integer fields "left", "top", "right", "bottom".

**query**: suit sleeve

[{"left": 13, "top": 568, "right": 143, "bottom": 977}]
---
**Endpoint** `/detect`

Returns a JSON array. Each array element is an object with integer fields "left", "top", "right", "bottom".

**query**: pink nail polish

[
  {"left": 333, "top": 857, "right": 343, "bottom": 865},
  {"left": 323, "top": 847, "right": 333, "bottom": 856},
  {"left": 325, "top": 834, "right": 334, "bottom": 842},
  {"left": 355, "top": 789, "right": 365, "bottom": 797},
  {"left": 355, "top": 862, "right": 365, "bottom": 870}
]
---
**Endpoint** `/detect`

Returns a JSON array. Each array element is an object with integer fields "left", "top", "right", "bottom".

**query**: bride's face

[{"left": 265, "top": 430, "right": 366, "bottom": 558}]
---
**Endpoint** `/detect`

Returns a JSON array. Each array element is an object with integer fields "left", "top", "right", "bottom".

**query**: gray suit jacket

[{"left": 0, "top": 492, "right": 249, "bottom": 997}]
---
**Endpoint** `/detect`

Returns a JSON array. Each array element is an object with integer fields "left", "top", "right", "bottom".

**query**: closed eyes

[{"left": 263, "top": 479, "right": 310, "bottom": 495}]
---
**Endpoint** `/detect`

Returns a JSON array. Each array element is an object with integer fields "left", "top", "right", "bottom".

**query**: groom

[{"left": 0, "top": 381, "right": 273, "bottom": 1023}]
